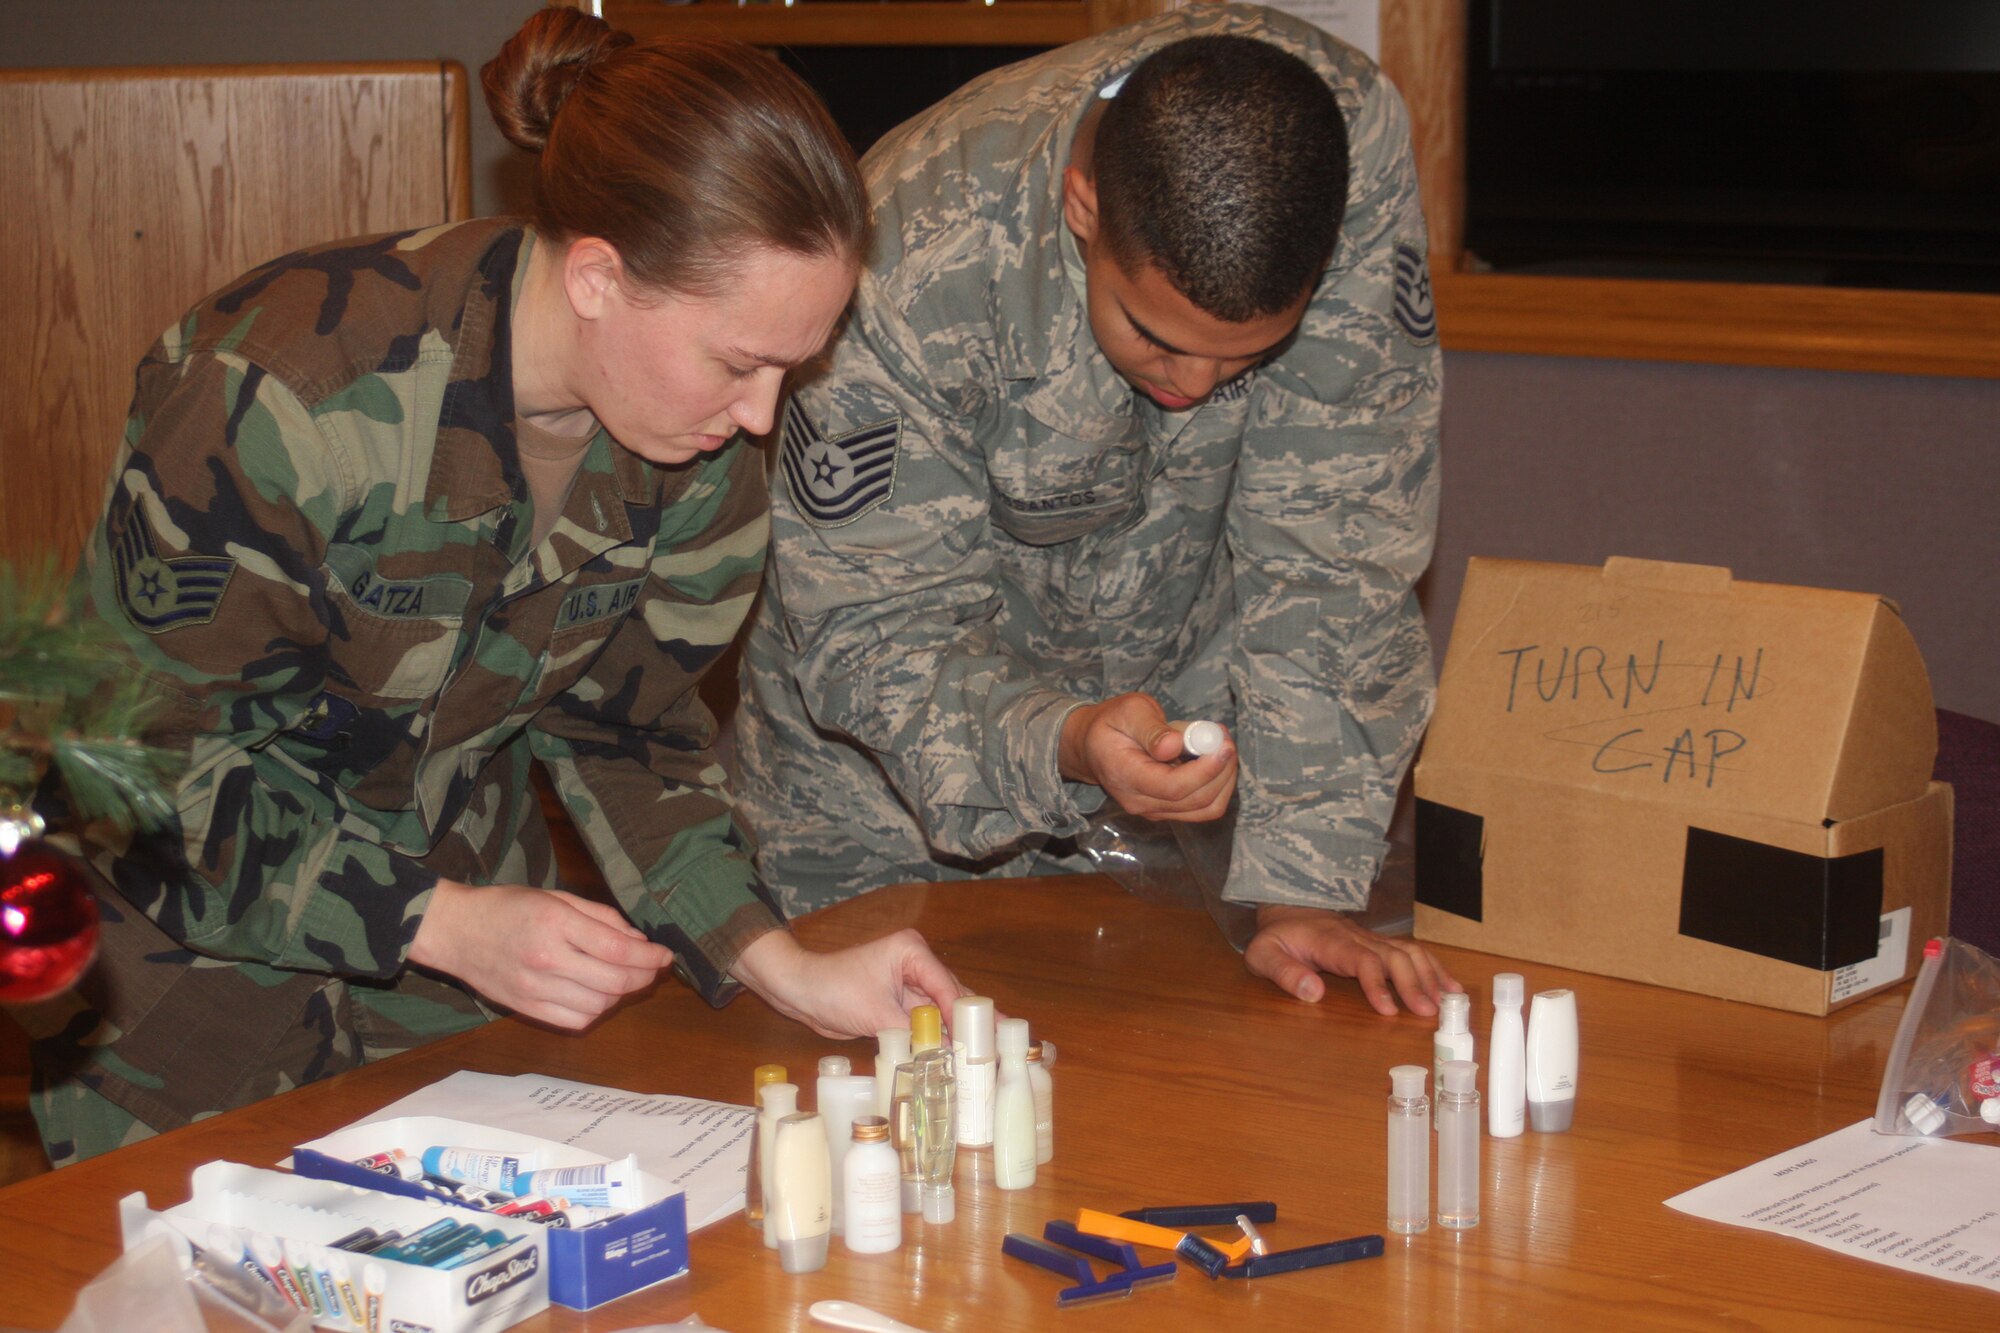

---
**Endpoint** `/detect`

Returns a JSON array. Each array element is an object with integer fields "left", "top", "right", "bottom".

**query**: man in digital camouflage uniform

[
  {"left": 736, "top": 5, "right": 1458, "bottom": 1012},
  {"left": 26, "top": 219, "right": 954, "bottom": 1165}
]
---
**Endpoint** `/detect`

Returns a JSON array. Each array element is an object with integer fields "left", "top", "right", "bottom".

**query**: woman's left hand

[{"left": 729, "top": 927, "right": 966, "bottom": 1039}]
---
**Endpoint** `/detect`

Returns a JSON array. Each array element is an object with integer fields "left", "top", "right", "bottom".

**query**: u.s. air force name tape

[{"left": 780, "top": 398, "right": 901, "bottom": 527}]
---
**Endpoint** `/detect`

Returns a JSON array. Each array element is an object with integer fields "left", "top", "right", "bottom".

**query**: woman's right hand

[{"left": 408, "top": 880, "right": 674, "bottom": 1029}]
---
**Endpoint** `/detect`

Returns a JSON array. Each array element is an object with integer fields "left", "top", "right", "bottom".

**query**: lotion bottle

[
  {"left": 1027, "top": 1039, "right": 1053, "bottom": 1164},
  {"left": 746, "top": 1064, "right": 787, "bottom": 1230},
  {"left": 1386, "top": 1064, "right": 1430, "bottom": 1234},
  {"left": 1433, "top": 991, "right": 1473, "bottom": 1131},
  {"left": 1525, "top": 988, "right": 1579, "bottom": 1132},
  {"left": 1488, "top": 973, "right": 1526, "bottom": 1139},
  {"left": 817, "top": 1057, "right": 877, "bottom": 1234},
  {"left": 842, "top": 1115, "right": 902, "bottom": 1254},
  {"left": 759, "top": 1081, "right": 798, "bottom": 1247},
  {"left": 1438, "top": 1059, "right": 1481, "bottom": 1229},
  {"left": 992, "top": 1017, "right": 1037, "bottom": 1189},
  {"left": 874, "top": 1027, "right": 910, "bottom": 1121},
  {"left": 769, "top": 1111, "right": 831, "bottom": 1273},
  {"left": 952, "top": 996, "right": 997, "bottom": 1148}
]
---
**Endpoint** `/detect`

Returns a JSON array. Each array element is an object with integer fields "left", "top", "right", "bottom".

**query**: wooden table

[{"left": 0, "top": 876, "right": 1978, "bottom": 1330}]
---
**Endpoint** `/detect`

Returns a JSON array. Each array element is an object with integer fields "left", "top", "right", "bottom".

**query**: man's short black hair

[{"left": 1094, "top": 34, "right": 1348, "bottom": 322}]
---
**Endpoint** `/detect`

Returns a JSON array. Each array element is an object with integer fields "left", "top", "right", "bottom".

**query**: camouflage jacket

[
  {"left": 76, "top": 219, "right": 781, "bottom": 1003},
  {"left": 753, "top": 5, "right": 1441, "bottom": 910}
]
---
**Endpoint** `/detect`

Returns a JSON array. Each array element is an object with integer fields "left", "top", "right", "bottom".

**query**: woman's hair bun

[{"left": 482, "top": 6, "right": 635, "bottom": 153}]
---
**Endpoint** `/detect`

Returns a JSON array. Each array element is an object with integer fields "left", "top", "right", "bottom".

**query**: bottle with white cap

[
  {"left": 952, "top": 995, "right": 997, "bottom": 1148},
  {"left": 1438, "top": 1059, "right": 1481, "bottom": 1229},
  {"left": 1386, "top": 1065, "right": 1430, "bottom": 1234},
  {"left": 1433, "top": 991, "right": 1473, "bottom": 1132},
  {"left": 875, "top": 1027, "right": 911, "bottom": 1120},
  {"left": 759, "top": 1081, "right": 799, "bottom": 1248},
  {"left": 992, "top": 1017, "right": 1037, "bottom": 1189},
  {"left": 816, "top": 1055, "right": 878, "bottom": 1234},
  {"left": 1027, "top": 1039, "right": 1054, "bottom": 1164},
  {"left": 1488, "top": 973, "right": 1527, "bottom": 1139}
]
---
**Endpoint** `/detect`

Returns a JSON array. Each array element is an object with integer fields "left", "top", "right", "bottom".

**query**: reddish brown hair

[{"left": 482, "top": 6, "right": 865, "bottom": 295}]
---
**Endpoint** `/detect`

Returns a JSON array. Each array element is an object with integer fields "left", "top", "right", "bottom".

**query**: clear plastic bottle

[
  {"left": 1488, "top": 974, "right": 1526, "bottom": 1139},
  {"left": 843, "top": 1116, "right": 902, "bottom": 1254},
  {"left": 992, "top": 1017, "right": 1037, "bottom": 1189},
  {"left": 1433, "top": 991, "right": 1473, "bottom": 1132},
  {"left": 745, "top": 1064, "right": 787, "bottom": 1231},
  {"left": 1438, "top": 1059, "right": 1481, "bottom": 1230},
  {"left": 913, "top": 1049, "right": 958, "bottom": 1223},
  {"left": 1387, "top": 1065, "right": 1430, "bottom": 1234},
  {"left": 1027, "top": 1040, "right": 1054, "bottom": 1164}
]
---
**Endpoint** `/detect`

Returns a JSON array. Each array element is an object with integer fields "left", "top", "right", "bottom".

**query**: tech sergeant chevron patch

[{"left": 780, "top": 398, "right": 900, "bottom": 527}]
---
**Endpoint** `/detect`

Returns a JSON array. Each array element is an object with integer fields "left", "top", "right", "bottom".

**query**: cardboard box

[
  {"left": 1414, "top": 556, "right": 1953, "bottom": 1014},
  {"left": 293, "top": 1116, "right": 690, "bottom": 1311},
  {"left": 120, "top": 1161, "right": 548, "bottom": 1333}
]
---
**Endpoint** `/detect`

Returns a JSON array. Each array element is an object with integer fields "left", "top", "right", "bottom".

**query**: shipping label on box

[{"left": 1414, "top": 556, "right": 1953, "bottom": 1013}]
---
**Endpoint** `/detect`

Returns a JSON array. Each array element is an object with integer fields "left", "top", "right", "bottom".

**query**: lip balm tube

[
  {"left": 251, "top": 1233, "right": 305, "bottom": 1310},
  {"left": 328, "top": 1252, "right": 366, "bottom": 1325},
  {"left": 281, "top": 1238, "right": 326, "bottom": 1317},
  {"left": 1488, "top": 973, "right": 1526, "bottom": 1139},
  {"left": 770, "top": 1111, "right": 833, "bottom": 1272},
  {"left": 351, "top": 1148, "right": 425, "bottom": 1181},
  {"left": 817, "top": 1061, "right": 877, "bottom": 1236},
  {"left": 1525, "top": 988, "right": 1579, "bottom": 1132},
  {"left": 1181, "top": 720, "right": 1227, "bottom": 757},
  {"left": 363, "top": 1262, "right": 387, "bottom": 1333},
  {"left": 952, "top": 996, "right": 997, "bottom": 1149}
]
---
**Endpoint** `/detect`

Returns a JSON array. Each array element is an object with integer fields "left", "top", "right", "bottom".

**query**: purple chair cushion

[{"left": 1939, "top": 709, "right": 2000, "bottom": 957}]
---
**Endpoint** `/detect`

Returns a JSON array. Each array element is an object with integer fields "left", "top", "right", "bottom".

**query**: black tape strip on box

[
  {"left": 1414, "top": 798, "right": 1485, "bottom": 922},
  {"left": 1677, "top": 827, "right": 1883, "bottom": 970}
]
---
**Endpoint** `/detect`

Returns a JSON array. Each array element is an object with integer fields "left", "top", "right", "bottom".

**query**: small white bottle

[
  {"left": 992, "top": 1017, "right": 1037, "bottom": 1190},
  {"left": 875, "top": 1027, "right": 911, "bottom": 1121},
  {"left": 1488, "top": 973, "right": 1526, "bottom": 1139},
  {"left": 842, "top": 1115, "right": 902, "bottom": 1255},
  {"left": 769, "top": 1111, "right": 831, "bottom": 1273},
  {"left": 1386, "top": 1065, "right": 1430, "bottom": 1235},
  {"left": 1438, "top": 1059, "right": 1481, "bottom": 1229},
  {"left": 1525, "top": 988, "right": 1579, "bottom": 1132},
  {"left": 759, "top": 1081, "right": 798, "bottom": 1248},
  {"left": 952, "top": 996, "right": 997, "bottom": 1148},
  {"left": 1027, "top": 1040, "right": 1054, "bottom": 1165},
  {"left": 817, "top": 1057, "right": 878, "bottom": 1235},
  {"left": 1433, "top": 991, "right": 1473, "bottom": 1132}
]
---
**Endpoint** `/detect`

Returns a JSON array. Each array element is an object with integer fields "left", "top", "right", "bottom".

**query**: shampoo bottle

[
  {"left": 1488, "top": 973, "right": 1526, "bottom": 1139},
  {"left": 952, "top": 995, "right": 997, "bottom": 1148},
  {"left": 842, "top": 1116, "right": 902, "bottom": 1255},
  {"left": 817, "top": 1057, "right": 878, "bottom": 1234},
  {"left": 875, "top": 1027, "right": 911, "bottom": 1121},
  {"left": 992, "top": 1017, "right": 1037, "bottom": 1189},
  {"left": 1438, "top": 1059, "right": 1481, "bottom": 1229},
  {"left": 769, "top": 1112, "right": 831, "bottom": 1273},
  {"left": 1433, "top": 991, "right": 1473, "bottom": 1131},
  {"left": 1525, "top": 988, "right": 1579, "bottom": 1131},
  {"left": 759, "top": 1081, "right": 798, "bottom": 1247},
  {"left": 1387, "top": 1064, "right": 1430, "bottom": 1234}
]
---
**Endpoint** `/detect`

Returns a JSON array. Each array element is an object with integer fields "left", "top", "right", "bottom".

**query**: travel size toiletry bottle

[
  {"left": 913, "top": 1049, "right": 958, "bottom": 1223},
  {"left": 952, "top": 995, "right": 997, "bottom": 1148},
  {"left": 875, "top": 1026, "right": 911, "bottom": 1120},
  {"left": 1525, "top": 988, "right": 1579, "bottom": 1131},
  {"left": 1488, "top": 973, "right": 1526, "bottom": 1138},
  {"left": 746, "top": 1064, "right": 787, "bottom": 1230},
  {"left": 759, "top": 1081, "right": 799, "bottom": 1247},
  {"left": 893, "top": 1007, "right": 942, "bottom": 1215},
  {"left": 843, "top": 1115, "right": 902, "bottom": 1254},
  {"left": 1027, "top": 1039, "right": 1053, "bottom": 1164},
  {"left": 1438, "top": 1059, "right": 1481, "bottom": 1229},
  {"left": 770, "top": 1111, "right": 832, "bottom": 1273},
  {"left": 1433, "top": 991, "right": 1473, "bottom": 1131},
  {"left": 993, "top": 1017, "right": 1037, "bottom": 1189},
  {"left": 817, "top": 1057, "right": 877, "bottom": 1234},
  {"left": 1387, "top": 1064, "right": 1430, "bottom": 1234}
]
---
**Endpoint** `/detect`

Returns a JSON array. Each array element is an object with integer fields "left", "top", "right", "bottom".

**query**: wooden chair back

[{"left": 0, "top": 62, "right": 473, "bottom": 574}]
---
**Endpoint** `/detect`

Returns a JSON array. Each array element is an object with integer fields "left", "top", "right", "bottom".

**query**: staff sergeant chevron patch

[
  {"left": 780, "top": 399, "right": 900, "bottom": 527},
  {"left": 111, "top": 500, "right": 236, "bottom": 633}
]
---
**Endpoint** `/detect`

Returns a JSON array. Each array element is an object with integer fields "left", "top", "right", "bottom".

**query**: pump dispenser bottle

[
  {"left": 746, "top": 1064, "right": 787, "bottom": 1230},
  {"left": 1438, "top": 1059, "right": 1481, "bottom": 1229},
  {"left": 1433, "top": 992, "right": 1473, "bottom": 1131},
  {"left": 1386, "top": 1065, "right": 1430, "bottom": 1234},
  {"left": 952, "top": 996, "right": 997, "bottom": 1148},
  {"left": 992, "top": 1018, "right": 1037, "bottom": 1189},
  {"left": 758, "top": 1081, "right": 799, "bottom": 1247},
  {"left": 1027, "top": 1040, "right": 1053, "bottom": 1164},
  {"left": 1488, "top": 974, "right": 1526, "bottom": 1139}
]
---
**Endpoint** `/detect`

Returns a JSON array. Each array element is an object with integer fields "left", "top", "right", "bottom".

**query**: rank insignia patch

[
  {"left": 1393, "top": 243, "right": 1438, "bottom": 345},
  {"left": 780, "top": 399, "right": 900, "bottom": 527},
  {"left": 111, "top": 502, "right": 236, "bottom": 633}
]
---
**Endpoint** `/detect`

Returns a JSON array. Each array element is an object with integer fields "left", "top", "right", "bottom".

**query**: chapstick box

[{"left": 294, "top": 1114, "right": 689, "bottom": 1311}]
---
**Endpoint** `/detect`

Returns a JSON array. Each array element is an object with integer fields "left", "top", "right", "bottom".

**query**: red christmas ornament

[{"left": 0, "top": 835, "right": 99, "bottom": 1003}]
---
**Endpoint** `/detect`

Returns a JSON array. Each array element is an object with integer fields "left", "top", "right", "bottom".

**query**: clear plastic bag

[
  {"left": 1874, "top": 936, "right": 2000, "bottom": 1139},
  {"left": 1075, "top": 804, "right": 1259, "bottom": 949},
  {"left": 50, "top": 1232, "right": 311, "bottom": 1333}
]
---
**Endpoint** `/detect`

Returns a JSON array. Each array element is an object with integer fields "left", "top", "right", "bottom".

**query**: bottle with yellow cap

[
  {"left": 746, "top": 1064, "right": 787, "bottom": 1230},
  {"left": 891, "top": 1005, "right": 943, "bottom": 1212}
]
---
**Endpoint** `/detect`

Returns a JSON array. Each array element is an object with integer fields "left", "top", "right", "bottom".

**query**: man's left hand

[{"left": 1245, "top": 906, "right": 1459, "bottom": 1016}]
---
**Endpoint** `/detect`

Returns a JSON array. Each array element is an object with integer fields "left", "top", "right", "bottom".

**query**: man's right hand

[
  {"left": 408, "top": 880, "right": 673, "bottom": 1029},
  {"left": 1058, "top": 692, "right": 1236, "bottom": 822}
]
